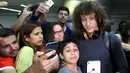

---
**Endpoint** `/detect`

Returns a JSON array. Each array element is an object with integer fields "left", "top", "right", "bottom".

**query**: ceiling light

[
  {"left": 20, "top": 4, "right": 27, "bottom": 7},
  {"left": 0, "top": 7, "right": 21, "bottom": 13}
]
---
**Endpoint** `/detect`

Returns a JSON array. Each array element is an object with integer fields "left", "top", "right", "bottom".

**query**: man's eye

[
  {"left": 90, "top": 17, "right": 95, "bottom": 20},
  {"left": 64, "top": 14, "right": 68, "bottom": 16},
  {"left": 12, "top": 40, "right": 18, "bottom": 44},
  {"left": 81, "top": 18, "right": 86, "bottom": 21},
  {"left": 60, "top": 13, "right": 63, "bottom": 15},
  {"left": 2, "top": 45, "right": 9, "bottom": 49}
]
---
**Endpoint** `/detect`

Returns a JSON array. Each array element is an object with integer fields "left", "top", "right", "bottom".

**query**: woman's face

[
  {"left": 60, "top": 42, "right": 79, "bottom": 64},
  {"left": 25, "top": 26, "right": 43, "bottom": 47},
  {"left": 80, "top": 13, "right": 98, "bottom": 33},
  {"left": 53, "top": 24, "right": 64, "bottom": 42}
]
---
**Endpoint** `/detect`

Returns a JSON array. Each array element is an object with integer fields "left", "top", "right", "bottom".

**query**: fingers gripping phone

[{"left": 45, "top": 0, "right": 54, "bottom": 7}]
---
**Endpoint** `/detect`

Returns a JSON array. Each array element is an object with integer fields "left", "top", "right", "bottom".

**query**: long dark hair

[
  {"left": 19, "top": 20, "right": 42, "bottom": 49},
  {"left": 73, "top": 1, "right": 106, "bottom": 39}
]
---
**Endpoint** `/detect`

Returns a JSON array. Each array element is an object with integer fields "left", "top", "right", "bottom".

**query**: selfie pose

[
  {"left": 57, "top": 39, "right": 82, "bottom": 73},
  {"left": 15, "top": 21, "right": 58, "bottom": 73}
]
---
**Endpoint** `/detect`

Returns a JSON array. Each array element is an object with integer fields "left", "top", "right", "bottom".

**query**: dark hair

[
  {"left": 44, "top": 22, "right": 63, "bottom": 43},
  {"left": 73, "top": 1, "right": 106, "bottom": 39},
  {"left": 118, "top": 21, "right": 130, "bottom": 43},
  {"left": 104, "top": 21, "right": 112, "bottom": 32},
  {"left": 57, "top": 39, "right": 78, "bottom": 56},
  {"left": 0, "top": 28, "right": 16, "bottom": 37},
  {"left": 116, "top": 21, "right": 128, "bottom": 34},
  {"left": 57, "top": 6, "right": 70, "bottom": 15},
  {"left": 56, "top": 38, "right": 78, "bottom": 67},
  {"left": 19, "top": 20, "right": 42, "bottom": 48}
]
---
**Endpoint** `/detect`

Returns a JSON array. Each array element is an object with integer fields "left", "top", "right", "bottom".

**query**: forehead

[
  {"left": 0, "top": 35, "right": 16, "bottom": 45},
  {"left": 64, "top": 42, "right": 77, "bottom": 49},
  {"left": 53, "top": 24, "right": 62, "bottom": 31},
  {"left": 80, "top": 12, "right": 96, "bottom": 18},
  {"left": 58, "top": 10, "right": 68, "bottom": 14},
  {"left": 31, "top": 27, "right": 42, "bottom": 33}
]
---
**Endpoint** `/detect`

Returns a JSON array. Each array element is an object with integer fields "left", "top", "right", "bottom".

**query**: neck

[
  {"left": 83, "top": 31, "right": 93, "bottom": 39},
  {"left": 65, "top": 63, "right": 78, "bottom": 73},
  {"left": 58, "top": 22, "right": 65, "bottom": 27},
  {"left": 30, "top": 45, "right": 38, "bottom": 53},
  {"left": 58, "top": 22, "right": 66, "bottom": 32}
]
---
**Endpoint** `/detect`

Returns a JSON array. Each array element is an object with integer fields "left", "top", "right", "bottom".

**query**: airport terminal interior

[{"left": 0, "top": 0, "right": 130, "bottom": 32}]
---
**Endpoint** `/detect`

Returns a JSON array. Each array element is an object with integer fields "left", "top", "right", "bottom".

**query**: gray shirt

[{"left": 58, "top": 66, "right": 82, "bottom": 73}]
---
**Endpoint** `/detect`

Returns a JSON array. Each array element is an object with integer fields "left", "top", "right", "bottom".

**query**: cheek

[
  {"left": 75, "top": 51, "right": 79, "bottom": 55},
  {"left": 82, "top": 21, "right": 86, "bottom": 27},
  {"left": 3, "top": 49, "right": 10, "bottom": 55},
  {"left": 58, "top": 15, "right": 62, "bottom": 18},
  {"left": 65, "top": 16, "right": 68, "bottom": 19},
  {"left": 81, "top": 21, "right": 86, "bottom": 25},
  {"left": 15, "top": 43, "right": 19, "bottom": 49},
  {"left": 63, "top": 52, "right": 69, "bottom": 58},
  {"left": 93, "top": 21, "right": 98, "bottom": 27},
  {"left": 54, "top": 35, "right": 58, "bottom": 38}
]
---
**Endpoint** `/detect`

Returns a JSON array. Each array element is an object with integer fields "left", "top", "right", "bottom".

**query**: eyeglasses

[{"left": 54, "top": 30, "right": 64, "bottom": 34}]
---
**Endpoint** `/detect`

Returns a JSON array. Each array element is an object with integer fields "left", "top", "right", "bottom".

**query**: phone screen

[
  {"left": 45, "top": 0, "right": 54, "bottom": 7},
  {"left": 87, "top": 60, "right": 101, "bottom": 73},
  {"left": 46, "top": 42, "right": 58, "bottom": 50}
]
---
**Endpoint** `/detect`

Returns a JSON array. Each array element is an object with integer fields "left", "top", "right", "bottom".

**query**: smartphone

[
  {"left": 46, "top": 42, "right": 57, "bottom": 59},
  {"left": 46, "top": 42, "right": 57, "bottom": 50},
  {"left": 45, "top": 49, "right": 56, "bottom": 59},
  {"left": 87, "top": 60, "right": 101, "bottom": 73},
  {"left": 45, "top": 0, "right": 54, "bottom": 7}
]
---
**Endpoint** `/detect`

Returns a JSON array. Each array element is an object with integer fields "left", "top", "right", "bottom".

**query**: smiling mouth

[{"left": 11, "top": 51, "right": 18, "bottom": 56}]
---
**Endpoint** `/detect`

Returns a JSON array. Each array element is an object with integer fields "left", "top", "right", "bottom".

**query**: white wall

[
  {"left": 0, "top": 13, "right": 57, "bottom": 28},
  {"left": 0, "top": 13, "right": 17, "bottom": 28}
]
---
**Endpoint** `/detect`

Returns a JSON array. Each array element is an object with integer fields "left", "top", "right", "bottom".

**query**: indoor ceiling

[
  {"left": 0, "top": 0, "right": 65, "bottom": 14},
  {"left": 0, "top": 0, "right": 130, "bottom": 15}
]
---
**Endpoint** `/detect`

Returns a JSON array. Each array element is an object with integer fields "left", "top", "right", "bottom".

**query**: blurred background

[{"left": 0, "top": 0, "right": 130, "bottom": 32}]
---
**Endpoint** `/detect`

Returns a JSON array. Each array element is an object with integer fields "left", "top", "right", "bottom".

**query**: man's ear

[
  {"left": 59, "top": 53, "right": 64, "bottom": 60},
  {"left": 24, "top": 35, "right": 30, "bottom": 42}
]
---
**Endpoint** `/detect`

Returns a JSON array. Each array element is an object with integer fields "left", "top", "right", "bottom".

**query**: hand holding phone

[
  {"left": 45, "top": 49, "right": 56, "bottom": 59},
  {"left": 44, "top": 0, "right": 54, "bottom": 8},
  {"left": 35, "top": 0, "right": 54, "bottom": 14}
]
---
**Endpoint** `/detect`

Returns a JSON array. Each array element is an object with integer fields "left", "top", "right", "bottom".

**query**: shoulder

[
  {"left": 20, "top": 46, "right": 34, "bottom": 53},
  {"left": 58, "top": 67, "right": 71, "bottom": 73},
  {"left": 66, "top": 26, "right": 72, "bottom": 32},
  {"left": 109, "top": 32, "right": 121, "bottom": 44},
  {"left": 0, "top": 68, "right": 16, "bottom": 73},
  {"left": 0, "top": 57, "right": 15, "bottom": 71},
  {"left": 15, "top": 46, "right": 34, "bottom": 61},
  {"left": 77, "top": 66, "right": 82, "bottom": 73}
]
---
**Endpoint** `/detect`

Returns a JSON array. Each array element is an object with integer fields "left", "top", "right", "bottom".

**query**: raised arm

[
  {"left": 30, "top": 2, "right": 50, "bottom": 23},
  {"left": 11, "top": 4, "right": 32, "bottom": 31}
]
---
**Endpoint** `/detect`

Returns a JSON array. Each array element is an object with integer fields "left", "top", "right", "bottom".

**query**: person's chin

[
  {"left": 87, "top": 30, "right": 95, "bottom": 33},
  {"left": 37, "top": 44, "right": 42, "bottom": 46},
  {"left": 60, "top": 21, "right": 65, "bottom": 24},
  {"left": 11, "top": 53, "right": 17, "bottom": 57}
]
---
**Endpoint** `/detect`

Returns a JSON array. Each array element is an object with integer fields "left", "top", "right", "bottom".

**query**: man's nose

[
  {"left": 10, "top": 44, "right": 16, "bottom": 50},
  {"left": 86, "top": 19, "right": 90, "bottom": 26}
]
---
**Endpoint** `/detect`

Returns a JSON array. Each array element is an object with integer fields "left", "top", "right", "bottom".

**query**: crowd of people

[{"left": 0, "top": 1, "right": 130, "bottom": 73}]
